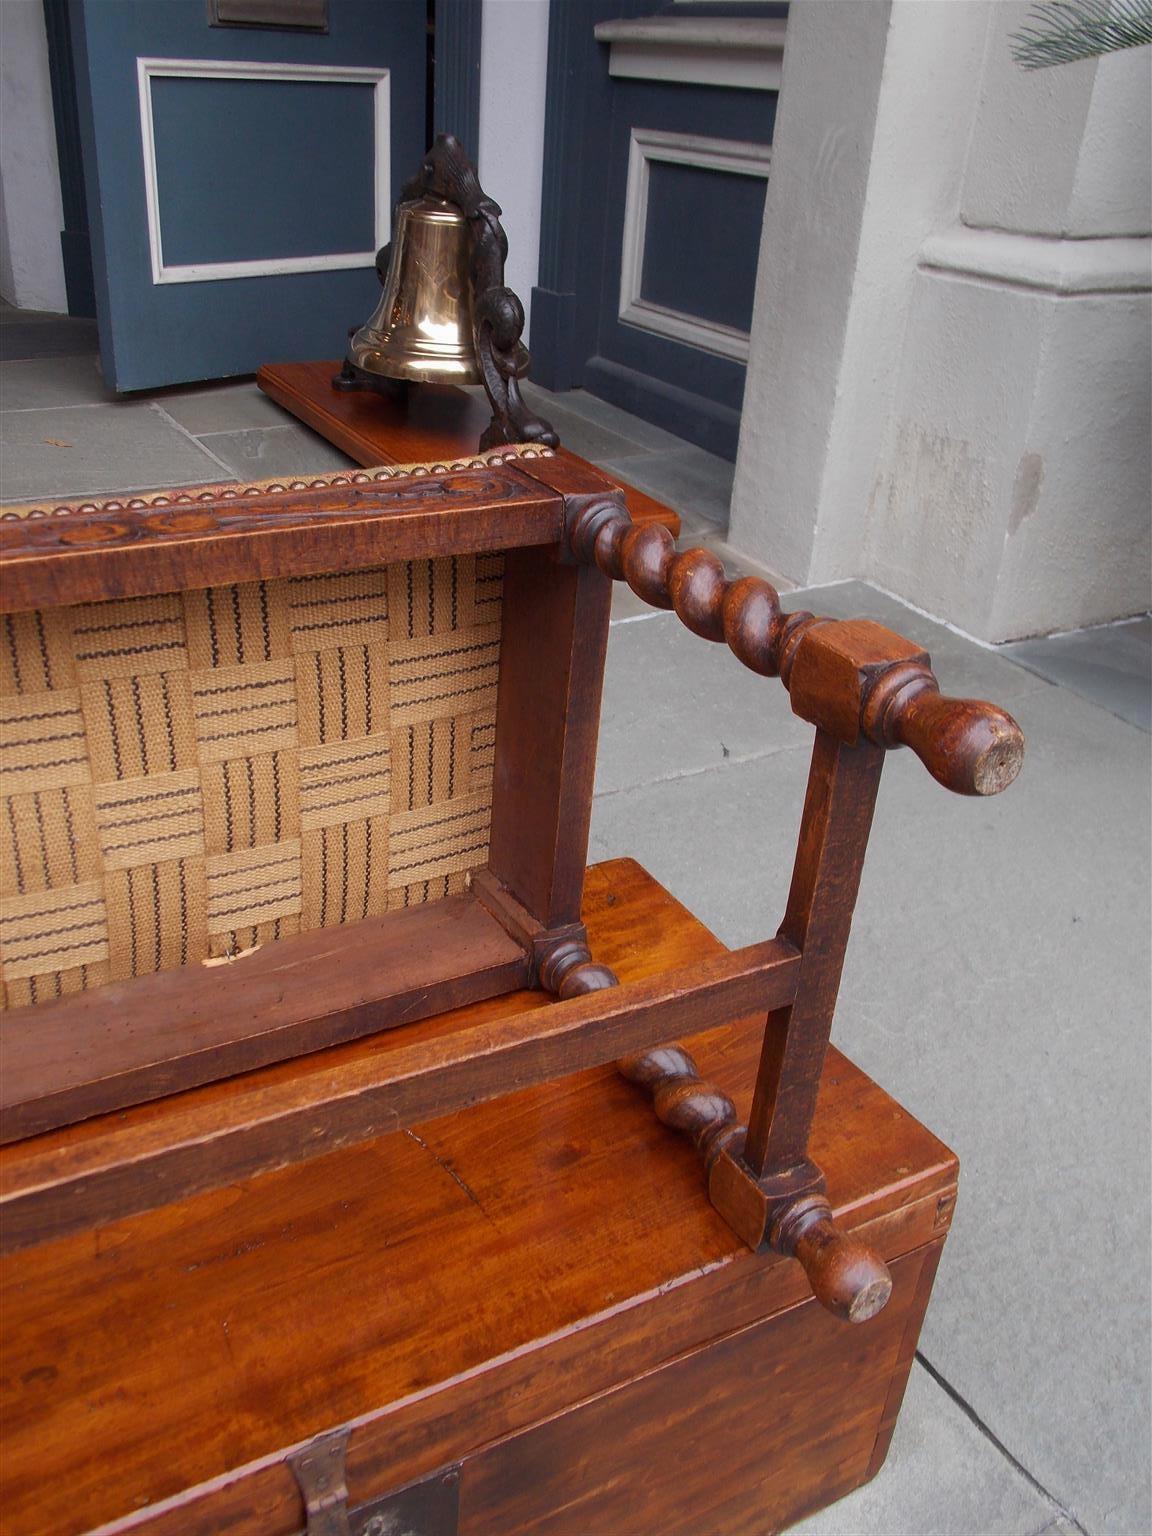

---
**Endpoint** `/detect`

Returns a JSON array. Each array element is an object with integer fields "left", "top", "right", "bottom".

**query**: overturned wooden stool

[
  {"left": 0, "top": 450, "right": 1021, "bottom": 1304},
  {"left": 0, "top": 447, "right": 1022, "bottom": 1532}
]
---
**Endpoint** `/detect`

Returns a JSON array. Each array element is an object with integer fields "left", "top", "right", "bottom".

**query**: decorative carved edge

[
  {"left": 563, "top": 495, "right": 1025, "bottom": 797},
  {"left": 0, "top": 445, "right": 557, "bottom": 522}
]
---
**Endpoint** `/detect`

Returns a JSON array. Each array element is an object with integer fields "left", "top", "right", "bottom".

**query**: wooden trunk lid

[{"left": 0, "top": 860, "right": 956, "bottom": 1536}]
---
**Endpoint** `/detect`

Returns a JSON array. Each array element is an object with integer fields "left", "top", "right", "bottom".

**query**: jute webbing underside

[{"left": 0, "top": 551, "right": 504, "bottom": 1010}]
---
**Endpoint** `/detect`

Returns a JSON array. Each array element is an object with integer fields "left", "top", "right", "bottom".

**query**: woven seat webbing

[{"left": 0, "top": 552, "right": 503, "bottom": 1009}]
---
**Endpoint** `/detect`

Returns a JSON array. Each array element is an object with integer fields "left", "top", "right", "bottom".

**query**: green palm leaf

[{"left": 1011, "top": 0, "right": 1152, "bottom": 68}]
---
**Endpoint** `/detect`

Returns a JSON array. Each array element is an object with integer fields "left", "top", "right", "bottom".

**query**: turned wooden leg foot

[
  {"left": 770, "top": 1194, "right": 893, "bottom": 1324},
  {"left": 538, "top": 938, "right": 617, "bottom": 998},
  {"left": 535, "top": 931, "right": 891, "bottom": 1325},
  {"left": 708, "top": 1144, "right": 892, "bottom": 1323},
  {"left": 618, "top": 1056, "right": 893, "bottom": 1325}
]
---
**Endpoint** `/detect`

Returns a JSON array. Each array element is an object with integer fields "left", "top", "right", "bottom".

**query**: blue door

[
  {"left": 70, "top": 0, "right": 427, "bottom": 392},
  {"left": 532, "top": 0, "right": 784, "bottom": 460}
]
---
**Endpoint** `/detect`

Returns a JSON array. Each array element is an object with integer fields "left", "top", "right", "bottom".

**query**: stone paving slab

[
  {"left": 599, "top": 442, "right": 736, "bottom": 527},
  {"left": 598, "top": 610, "right": 810, "bottom": 796},
  {"left": 791, "top": 1363, "right": 1070, "bottom": 1536},
  {"left": 599, "top": 586, "right": 1051, "bottom": 800},
  {"left": 1002, "top": 616, "right": 1150, "bottom": 732},
  {"left": 477, "top": 379, "right": 682, "bottom": 462},
  {"left": 791, "top": 580, "right": 1057, "bottom": 714},
  {"left": 523, "top": 378, "right": 692, "bottom": 453},
  {"left": 153, "top": 380, "right": 292, "bottom": 436},
  {"left": 0, "top": 400, "right": 225, "bottom": 500},
  {"left": 0, "top": 314, "right": 98, "bottom": 361},
  {"left": 590, "top": 599, "right": 1150, "bottom": 1536},
  {"left": 0, "top": 355, "right": 111, "bottom": 411},
  {"left": 526, "top": 396, "right": 657, "bottom": 464},
  {"left": 189, "top": 421, "right": 356, "bottom": 479}
]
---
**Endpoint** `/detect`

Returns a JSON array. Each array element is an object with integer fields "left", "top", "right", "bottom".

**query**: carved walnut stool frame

[{"left": 0, "top": 452, "right": 1022, "bottom": 1326}]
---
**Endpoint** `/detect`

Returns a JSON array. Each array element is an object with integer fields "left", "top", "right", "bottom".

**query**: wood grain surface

[
  {"left": 487, "top": 546, "right": 614, "bottom": 928},
  {"left": 0, "top": 893, "right": 531, "bottom": 1145},
  {"left": 0, "top": 859, "right": 957, "bottom": 1536},
  {"left": 460, "top": 1244, "right": 938, "bottom": 1536},
  {"left": 0, "top": 464, "right": 563, "bottom": 612},
  {"left": 257, "top": 362, "right": 682, "bottom": 536},
  {"left": 0, "top": 931, "right": 798, "bottom": 1251}
]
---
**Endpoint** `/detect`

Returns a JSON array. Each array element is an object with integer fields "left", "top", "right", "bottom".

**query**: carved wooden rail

[
  {"left": 566, "top": 494, "right": 1023, "bottom": 796},
  {"left": 615, "top": 1041, "right": 895, "bottom": 1323},
  {"left": 557, "top": 492, "right": 1025, "bottom": 1324}
]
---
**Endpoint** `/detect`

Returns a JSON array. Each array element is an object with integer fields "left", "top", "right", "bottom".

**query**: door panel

[
  {"left": 587, "top": 76, "right": 774, "bottom": 456},
  {"left": 146, "top": 73, "right": 378, "bottom": 271},
  {"left": 71, "top": 0, "right": 426, "bottom": 392},
  {"left": 641, "top": 159, "right": 766, "bottom": 333},
  {"left": 533, "top": 0, "right": 783, "bottom": 461}
]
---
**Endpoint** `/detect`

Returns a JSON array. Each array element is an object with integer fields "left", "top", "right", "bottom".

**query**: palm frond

[{"left": 1011, "top": 0, "right": 1152, "bottom": 68}]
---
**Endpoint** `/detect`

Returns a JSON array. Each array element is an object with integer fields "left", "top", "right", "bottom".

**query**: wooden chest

[{"left": 0, "top": 860, "right": 957, "bottom": 1536}]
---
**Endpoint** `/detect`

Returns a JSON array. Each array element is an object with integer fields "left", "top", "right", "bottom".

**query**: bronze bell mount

[{"left": 336, "top": 135, "right": 557, "bottom": 453}]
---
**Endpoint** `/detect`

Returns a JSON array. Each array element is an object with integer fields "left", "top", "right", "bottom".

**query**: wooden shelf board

[
  {"left": 257, "top": 361, "right": 682, "bottom": 537},
  {"left": 0, "top": 892, "right": 532, "bottom": 1148},
  {"left": 0, "top": 932, "right": 799, "bottom": 1253}
]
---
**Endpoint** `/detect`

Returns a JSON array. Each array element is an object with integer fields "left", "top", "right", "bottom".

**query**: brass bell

[
  {"left": 336, "top": 134, "right": 556, "bottom": 451},
  {"left": 345, "top": 195, "right": 482, "bottom": 386}
]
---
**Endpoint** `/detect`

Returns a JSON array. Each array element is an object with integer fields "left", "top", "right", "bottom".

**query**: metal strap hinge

[
  {"left": 289, "top": 1426, "right": 461, "bottom": 1536},
  {"left": 289, "top": 1428, "right": 352, "bottom": 1536}
]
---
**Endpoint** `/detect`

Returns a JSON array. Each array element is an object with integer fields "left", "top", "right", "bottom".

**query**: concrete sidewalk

[
  {"left": 594, "top": 587, "right": 1149, "bottom": 1536},
  {"left": 2, "top": 329, "right": 1149, "bottom": 1535}
]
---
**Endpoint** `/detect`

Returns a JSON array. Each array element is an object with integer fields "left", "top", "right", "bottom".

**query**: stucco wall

[
  {"left": 730, "top": 0, "right": 1151, "bottom": 642},
  {"left": 0, "top": 0, "right": 67, "bottom": 312},
  {"left": 726, "top": 0, "right": 893, "bottom": 583},
  {"left": 478, "top": 0, "right": 550, "bottom": 344}
]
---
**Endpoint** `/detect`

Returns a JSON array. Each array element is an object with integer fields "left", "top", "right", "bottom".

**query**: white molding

[
  {"left": 594, "top": 16, "right": 786, "bottom": 92},
  {"left": 919, "top": 226, "right": 1152, "bottom": 295},
  {"left": 136, "top": 56, "right": 390, "bottom": 286},
  {"left": 618, "top": 128, "right": 771, "bottom": 362}
]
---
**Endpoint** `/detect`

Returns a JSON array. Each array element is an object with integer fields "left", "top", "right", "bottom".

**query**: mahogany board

[
  {"left": 0, "top": 463, "right": 563, "bottom": 613},
  {"left": 0, "top": 858, "right": 958, "bottom": 1536},
  {"left": 0, "top": 892, "right": 531, "bottom": 1145},
  {"left": 256, "top": 361, "right": 682, "bottom": 537},
  {"left": 0, "top": 934, "right": 799, "bottom": 1250}
]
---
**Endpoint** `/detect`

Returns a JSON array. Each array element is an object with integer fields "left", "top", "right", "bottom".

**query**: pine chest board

[{"left": 0, "top": 861, "right": 958, "bottom": 1536}]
